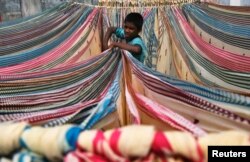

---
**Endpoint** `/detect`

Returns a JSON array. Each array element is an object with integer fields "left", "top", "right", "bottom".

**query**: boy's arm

[
  {"left": 102, "top": 27, "right": 117, "bottom": 51},
  {"left": 110, "top": 42, "right": 142, "bottom": 55}
]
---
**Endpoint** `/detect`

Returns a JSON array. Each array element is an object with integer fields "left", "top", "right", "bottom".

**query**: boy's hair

[{"left": 124, "top": 12, "right": 144, "bottom": 31}]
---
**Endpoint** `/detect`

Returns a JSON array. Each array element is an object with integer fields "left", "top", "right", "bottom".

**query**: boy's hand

[
  {"left": 108, "top": 42, "right": 117, "bottom": 49},
  {"left": 108, "top": 41, "right": 141, "bottom": 55}
]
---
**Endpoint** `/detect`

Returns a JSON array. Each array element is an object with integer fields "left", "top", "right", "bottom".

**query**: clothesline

[
  {"left": 75, "top": 0, "right": 198, "bottom": 9},
  {"left": 81, "top": 3, "right": 166, "bottom": 9}
]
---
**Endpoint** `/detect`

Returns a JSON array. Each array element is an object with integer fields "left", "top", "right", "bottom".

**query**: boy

[{"left": 102, "top": 12, "right": 147, "bottom": 63}]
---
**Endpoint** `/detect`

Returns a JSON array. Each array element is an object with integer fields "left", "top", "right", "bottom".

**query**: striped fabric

[
  {"left": 0, "top": 1, "right": 250, "bottom": 161},
  {"left": 67, "top": 125, "right": 247, "bottom": 162},
  {"left": 183, "top": 4, "right": 250, "bottom": 53},
  {"left": 163, "top": 6, "right": 250, "bottom": 94},
  {"left": 0, "top": 123, "right": 249, "bottom": 162}
]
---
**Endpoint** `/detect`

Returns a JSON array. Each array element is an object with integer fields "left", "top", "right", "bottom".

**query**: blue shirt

[{"left": 114, "top": 28, "right": 147, "bottom": 63}]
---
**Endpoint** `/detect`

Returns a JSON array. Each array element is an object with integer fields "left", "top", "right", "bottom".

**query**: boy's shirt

[{"left": 114, "top": 27, "right": 147, "bottom": 63}]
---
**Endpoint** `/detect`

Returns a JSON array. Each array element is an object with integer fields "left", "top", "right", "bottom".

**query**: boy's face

[{"left": 124, "top": 21, "right": 140, "bottom": 40}]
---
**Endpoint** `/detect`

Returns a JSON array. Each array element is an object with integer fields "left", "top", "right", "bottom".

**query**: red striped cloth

[{"left": 65, "top": 125, "right": 249, "bottom": 162}]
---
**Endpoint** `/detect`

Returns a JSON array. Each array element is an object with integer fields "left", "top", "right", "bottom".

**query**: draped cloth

[
  {"left": 0, "top": 2, "right": 250, "bottom": 161},
  {"left": 21, "top": 0, "right": 42, "bottom": 17}
]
